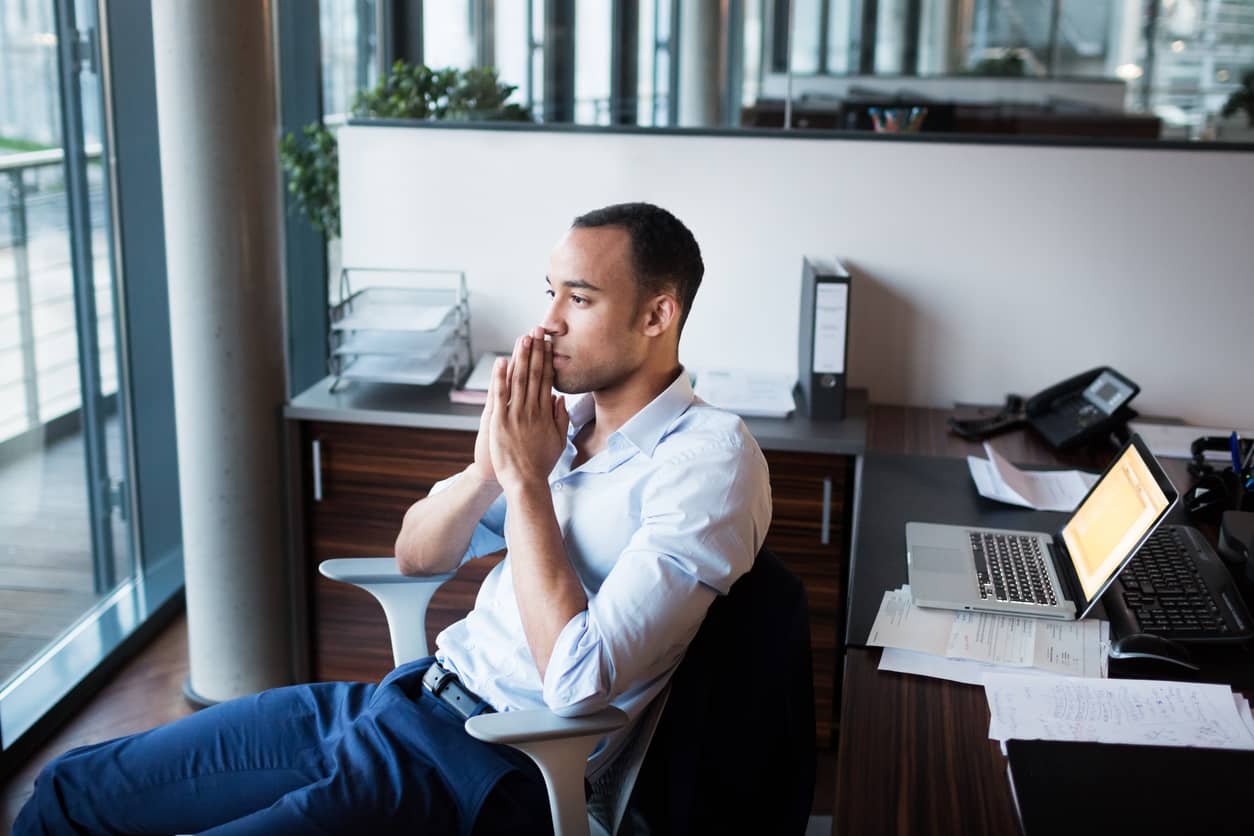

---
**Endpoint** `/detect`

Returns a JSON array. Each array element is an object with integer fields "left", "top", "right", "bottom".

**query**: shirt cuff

[{"left": 541, "top": 610, "right": 613, "bottom": 716}]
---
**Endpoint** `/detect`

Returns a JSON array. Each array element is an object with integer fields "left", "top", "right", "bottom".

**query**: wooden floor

[
  {"left": 0, "top": 611, "right": 193, "bottom": 832},
  {"left": 0, "top": 415, "right": 129, "bottom": 686}
]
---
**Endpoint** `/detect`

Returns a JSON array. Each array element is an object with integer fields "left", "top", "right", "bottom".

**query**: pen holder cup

[{"left": 868, "top": 106, "right": 928, "bottom": 133}]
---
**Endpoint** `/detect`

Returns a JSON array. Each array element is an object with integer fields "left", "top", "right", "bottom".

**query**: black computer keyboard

[
  {"left": 1109, "top": 525, "right": 1254, "bottom": 643},
  {"left": 970, "top": 532, "right": 1057, "bottom": 606}
]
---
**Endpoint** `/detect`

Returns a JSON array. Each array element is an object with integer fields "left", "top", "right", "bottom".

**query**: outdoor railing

[{"left": 0, "top": 143, "right": 113, "bottom": 446}]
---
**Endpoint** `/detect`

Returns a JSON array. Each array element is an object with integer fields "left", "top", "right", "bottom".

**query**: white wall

[{"left": 339, "top": 125, "right": 1254, "bottom": 427}]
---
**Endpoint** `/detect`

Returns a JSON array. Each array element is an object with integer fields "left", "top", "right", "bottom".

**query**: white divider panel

[{"left": 340, "top": 125, "right": 1253, "bottom": 426}]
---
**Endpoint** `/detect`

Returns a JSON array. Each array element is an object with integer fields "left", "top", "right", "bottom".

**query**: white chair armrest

[
  {"left": 466, "top": 707, "right": 628, "bottom": 836},
  {"left": 318, "top": 558, "right": 456, "bottom": 665},
  {"left": 464, "top": 706, "right": 628, "bottom": 744}
]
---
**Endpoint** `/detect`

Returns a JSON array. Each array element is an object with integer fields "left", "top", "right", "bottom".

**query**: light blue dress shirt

[{"left": 432, "top": 369, "right": 772, "bottom": 771}]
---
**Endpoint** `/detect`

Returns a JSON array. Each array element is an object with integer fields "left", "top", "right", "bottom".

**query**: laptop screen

[{"left": 1061, "top": 439, "right": 1174, "bottom": 603}]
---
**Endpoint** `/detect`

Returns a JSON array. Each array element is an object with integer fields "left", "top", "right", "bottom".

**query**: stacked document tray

[{"left": 328, "top": 270, "right": 471, "bottom": 390}]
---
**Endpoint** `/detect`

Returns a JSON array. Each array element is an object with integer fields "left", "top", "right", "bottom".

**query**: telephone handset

[{"left": 947, "top": 367, "right": 1140, "bottom": 450}]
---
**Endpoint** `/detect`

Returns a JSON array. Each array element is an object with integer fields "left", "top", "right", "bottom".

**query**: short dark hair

[{"left": 571, "top": 202, "right": 703, "bottom": 334}]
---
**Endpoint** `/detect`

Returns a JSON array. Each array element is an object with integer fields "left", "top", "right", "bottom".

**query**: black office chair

[
  {"left": 624, "top": 546, "right": 816, "bottom": 834},
  {"left": 321, "top": 546, "right": 816, "bottom": 835}
]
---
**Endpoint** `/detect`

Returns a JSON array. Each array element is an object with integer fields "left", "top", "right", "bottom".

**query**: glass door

[{"left": 0, "top": 0, "right": 134, "bottom": 747}]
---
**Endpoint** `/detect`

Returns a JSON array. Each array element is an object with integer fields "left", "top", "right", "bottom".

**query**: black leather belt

[{"left": 421, "top": 661, "right": 495, "bottom": 720}]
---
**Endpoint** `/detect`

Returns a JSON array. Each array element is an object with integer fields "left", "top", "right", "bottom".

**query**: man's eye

[
  {"left": 544, "top": 289, "right": 555, "bottom": 299},
  {"left": 571, "top": 295, "right": 588, "bottom": 305}
]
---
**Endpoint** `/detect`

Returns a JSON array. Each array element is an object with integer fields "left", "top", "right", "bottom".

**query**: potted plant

[{"left": 279, "top": 61, "right": 531, "bottom": 239}]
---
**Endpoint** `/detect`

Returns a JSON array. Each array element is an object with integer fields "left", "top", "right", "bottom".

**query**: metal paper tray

[
  {"left": 331, "top": 342, "right": 457, "bottom": 386},
  {"left": 331, "top": 322, "right": 459, "bottom": 359},
  {"left": 331, "top": 287, "right": 460, "bottom": 333}
]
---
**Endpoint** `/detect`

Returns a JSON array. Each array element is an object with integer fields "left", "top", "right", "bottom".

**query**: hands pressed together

[{"left": 470, "top": 326, "right": 569, "bottom": 497}]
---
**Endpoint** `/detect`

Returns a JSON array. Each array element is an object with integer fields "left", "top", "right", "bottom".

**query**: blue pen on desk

[{"left": 1230, "top": 431, "right": 1243, "bottom": 473}]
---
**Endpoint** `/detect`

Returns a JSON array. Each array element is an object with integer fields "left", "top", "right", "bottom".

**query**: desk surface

[
  {"left": 285, "top": 376, "right": 870, "bottom": 456},
  {"left": 837, "top": 407, "right": 1254, "bottom": 836}
]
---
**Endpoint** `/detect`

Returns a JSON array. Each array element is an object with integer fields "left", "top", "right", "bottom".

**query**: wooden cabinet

[
  {"left": 762, "top": 449, "right": 853, "bottom": 748},
  {"left": 292, "top": 419, "right": 852, "bottom": 746},
  {"left": 297, "top": 421, "right": 492, "bottom": 682}
]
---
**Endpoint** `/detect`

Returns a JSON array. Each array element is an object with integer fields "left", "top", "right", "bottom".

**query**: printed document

[
  {"left": 692, "top": 368, "right": 796, "bottom": 418},
  {"left": 984, "top": 673, "right": 1254, "bottom": 750},
  {"left": 968, "top": 442, "right": 1098, "bottom": 512},
  {"left": 869, "top": 587, "right": 1107, "bottom": 682}
]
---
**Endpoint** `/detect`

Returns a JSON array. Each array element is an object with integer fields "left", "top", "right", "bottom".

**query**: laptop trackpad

[{"left": 911, "top": 546, "right": 967, "bottom": 575}]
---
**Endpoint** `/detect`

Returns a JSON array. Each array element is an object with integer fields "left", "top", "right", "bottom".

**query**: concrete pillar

[
  {"left": 151, "top": 0, "right": 292, "bottom": 702},
  {"left": 678, "top": 0, "right": 723, "bottom": 127}
]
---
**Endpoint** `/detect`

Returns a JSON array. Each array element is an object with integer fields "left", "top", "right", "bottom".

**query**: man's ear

[{"left": 640, "top": 293, "right": 679, "bottom": 337}]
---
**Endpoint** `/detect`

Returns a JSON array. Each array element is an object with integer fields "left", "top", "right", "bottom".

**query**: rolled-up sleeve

[
  {"left": 427, "top": 471, "right": 508, "bottom": 565},
  {"left": 540, "top": 439, "right": 772, "bottom": 716}
]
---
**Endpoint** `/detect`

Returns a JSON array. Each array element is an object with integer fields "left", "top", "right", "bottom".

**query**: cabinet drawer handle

[
  {"left": 821, "top": 477, "right": 832, "bottom": 545},
  {"left": 312, "top": 439, "right": 323, "bottom": 502}
]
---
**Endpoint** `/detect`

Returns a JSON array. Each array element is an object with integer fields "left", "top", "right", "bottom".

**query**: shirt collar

[{"left": 565, "top": 367, "right": 694, "bottom": 458}]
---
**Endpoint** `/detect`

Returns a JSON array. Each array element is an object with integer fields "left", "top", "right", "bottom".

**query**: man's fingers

[
  {"left": 482, "top": 359, "right": 499, "bottom": 420},
  {"left": 554, "top": 394, "right": 569, "bottom": 436},
  {"left": 491, "top": 356, "right": 509, "bottom": 419},
  {"left": 526, "top": 327, "right": 546, "bottom": 411},
  {"left": 510, "top": 335, "right": 530, "bottom": 408},
  {"left": 540, "top": 333, "right": 554, "bottom": 405}
]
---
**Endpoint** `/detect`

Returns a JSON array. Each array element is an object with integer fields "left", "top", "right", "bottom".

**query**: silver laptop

[{"left": 906, "top": 434, "right": 1179, "bottom": 620}]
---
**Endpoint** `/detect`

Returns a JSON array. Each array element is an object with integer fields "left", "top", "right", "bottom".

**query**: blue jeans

[{"left": 15, "top": 659, "right": 548, "bottom": 835}]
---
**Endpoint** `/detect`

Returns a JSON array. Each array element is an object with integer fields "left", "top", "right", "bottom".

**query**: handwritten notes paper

[{"left": 984, "top": 673, "right": 1254, "bottom": 750}]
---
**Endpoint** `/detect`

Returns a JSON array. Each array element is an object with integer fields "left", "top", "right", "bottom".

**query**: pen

[{"left": 1230, "top": 431, "right": 1242, "bottom": 473}]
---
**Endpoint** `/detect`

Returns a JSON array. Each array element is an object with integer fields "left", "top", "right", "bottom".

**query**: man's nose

[{"left": 540, "top": 304, "right": 565, "bottom": 337}]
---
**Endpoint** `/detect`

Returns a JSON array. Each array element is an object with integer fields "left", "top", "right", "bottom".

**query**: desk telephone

[{"left": 948, "top": 367, "right": 1140, "bottom": 449}]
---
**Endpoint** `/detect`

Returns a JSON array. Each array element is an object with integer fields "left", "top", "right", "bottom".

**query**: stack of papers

[
  {"left": 692, "top": 368, "right": 796, "bottom": 418},
  {"left": 985, "top": 672, "right": 1254, "bottom": 750},
  {"left": 1130, "top": 421, "right": 1254, "bottom": 460},
  {"left": 967, "top": 441, "right": 1098, "bottom": 512},
  {"left": 868, "top": 587, "right": 1109, "bottom": 685}
]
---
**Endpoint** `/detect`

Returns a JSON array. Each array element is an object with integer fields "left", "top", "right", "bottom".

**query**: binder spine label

[{"left": 812, "top": 283, "right": 848, "bottom": 374}]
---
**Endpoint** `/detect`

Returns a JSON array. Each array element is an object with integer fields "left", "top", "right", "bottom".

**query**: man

[{"left": 17, "top": 202, "right": 771, "bottom": 834}]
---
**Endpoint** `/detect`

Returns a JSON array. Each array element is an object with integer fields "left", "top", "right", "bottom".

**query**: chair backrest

[{"left": 622, "top": 546, "right": 817, "bottom": 835}]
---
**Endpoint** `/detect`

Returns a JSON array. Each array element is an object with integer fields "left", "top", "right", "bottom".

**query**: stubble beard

[{"left": 553, "top": 358, "right": 634, "bottom": 396}]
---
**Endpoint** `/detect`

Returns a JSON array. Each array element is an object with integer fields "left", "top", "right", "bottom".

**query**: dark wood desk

[{"left": 836, "top": 406, "right": 1253, "bottom": 835}]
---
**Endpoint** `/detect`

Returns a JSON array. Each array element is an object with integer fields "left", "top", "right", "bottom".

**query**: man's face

[{"left": 541, "top": 226, "right": 646, "bottom": 395}]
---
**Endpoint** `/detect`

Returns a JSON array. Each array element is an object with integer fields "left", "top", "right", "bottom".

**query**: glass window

[
  {"left": 495, "top": 0, "right": 533, "bottom": 110},
  {"left": 425, "top": 1, "right": 475, "bottom": 69},
  {"left": 0, "top": 0, "right": 140, "bottom": 746},
  {"left": 638, "top": 0, "right": 675, "bottom": 125},
  {"left": 825, "top": 0, "right": 854, "bottom": 74},
  {"left": 575, "top": 1, "right": 612, "bottom": 124},
  {"left": 743, "top": 0, "right": 767, "bottom": 107},
  {"left": 320, "top": 0, "right": 379, "bottom": 119},
  {"left": 750, "top": 0, "right": 1253, "bottom": 141},
  {"left": 791, "top": 0, "right": 824, "bottom": 74}
]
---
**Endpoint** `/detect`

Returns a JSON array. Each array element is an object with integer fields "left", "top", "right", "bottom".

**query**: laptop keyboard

[
  {"left": 970, "top": 532, "right": 1058, "bottom": 606},
  {"left": 1119, "top": 527, "right": 1229, "bottom": 637}
]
